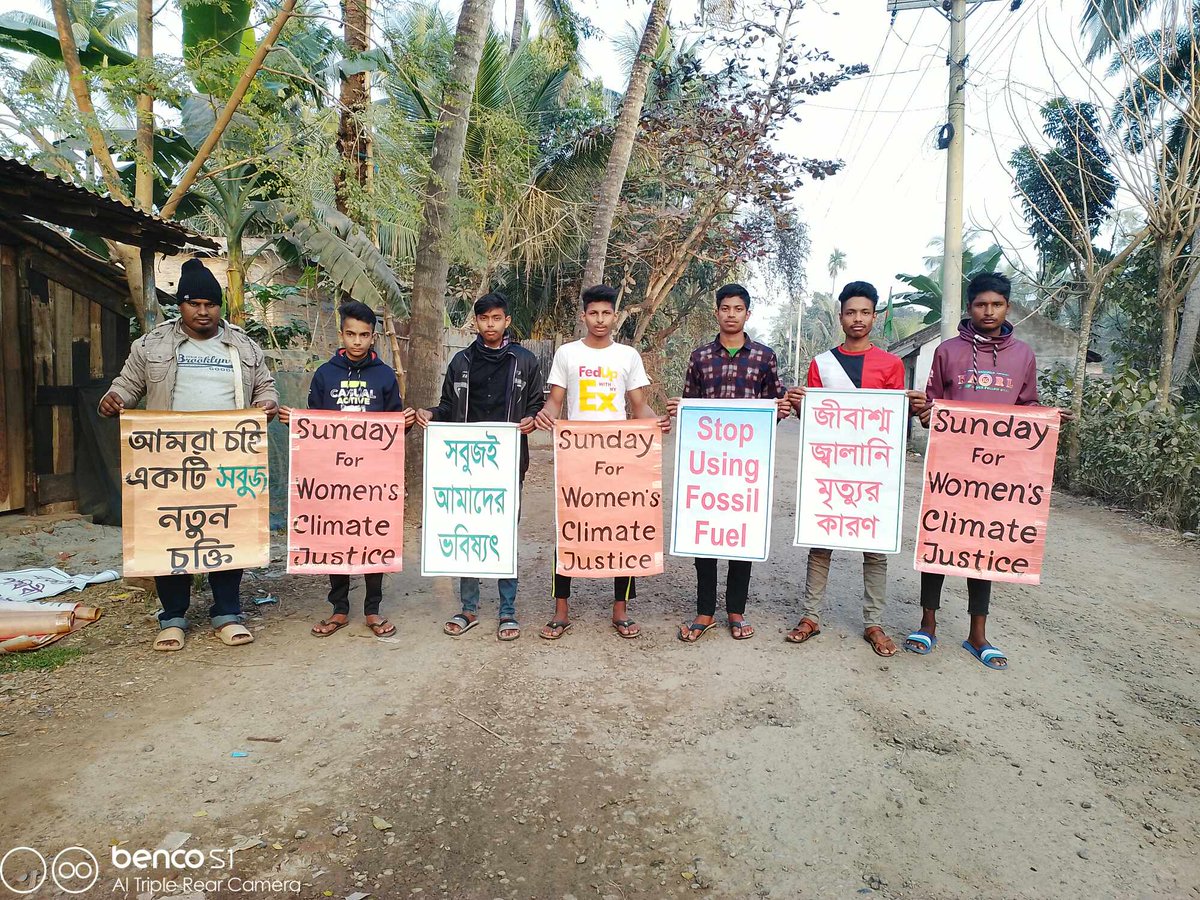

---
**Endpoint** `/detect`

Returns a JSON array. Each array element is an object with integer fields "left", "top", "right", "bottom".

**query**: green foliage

[
  {"left": 180, "top": 0, "right": 253, "bottom": 93},
  {"left": 0, "top": 10, "right": 134, "bottom": 66},
  {"left": 244, "top": 281, "right": 312, "bottom": 349},
  {"left": 1041, "top": 366, "right": 1200, "bottom": 531},
  {"left": 0, "top": 645, "right": 86, "bottom": 673},
  {"left": 894, "top": 243, "right": 1004, "bottom": 325}
]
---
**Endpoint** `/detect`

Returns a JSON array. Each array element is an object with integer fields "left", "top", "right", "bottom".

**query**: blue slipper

[
  {"left": 904, "top": 631, "right": 937, "bottom": 655},
  {"left": 962, "top": 640, "right": 1007, "bottom": 670}
]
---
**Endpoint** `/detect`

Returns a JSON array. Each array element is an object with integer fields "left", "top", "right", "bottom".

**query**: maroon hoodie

[{"left": 925, "top": 318, "right": 1039, "bottom": 406}]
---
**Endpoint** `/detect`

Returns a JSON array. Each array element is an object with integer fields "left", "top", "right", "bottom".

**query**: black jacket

[
  {"left": 429, "top": 337, "right": 545, "bottom": 475},
  {"left": 308, "top": 350, "right": 403, "bottom": 412}
]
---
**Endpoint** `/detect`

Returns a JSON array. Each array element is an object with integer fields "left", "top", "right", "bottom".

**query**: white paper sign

[
  {"left": 794, "top": 389, "right": 908, "bottom": 553},
  {"left": 421, "top": 422, "right": 521, "bottom": 578},
  {"left": 670, "top": 399, "right": 778, "bottom": 561}
]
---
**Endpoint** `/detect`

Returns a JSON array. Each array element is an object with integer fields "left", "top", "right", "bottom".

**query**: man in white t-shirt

[{"left": 534, "top": 284, "right": 670, "bottom": 640}]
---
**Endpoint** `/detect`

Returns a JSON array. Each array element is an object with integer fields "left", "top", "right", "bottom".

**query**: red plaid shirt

[{"left": 683, "top": 336, "right": 785, "bottom": 400}]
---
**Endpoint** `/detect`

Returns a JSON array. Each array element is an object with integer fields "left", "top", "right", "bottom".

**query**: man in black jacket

[{"left": 416, "top": 292, "right": 545, "bottom": 640}]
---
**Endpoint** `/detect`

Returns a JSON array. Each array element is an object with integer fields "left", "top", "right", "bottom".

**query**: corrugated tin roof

[{"left": 0, "top": 156, "right": 218, "bottom": 253}]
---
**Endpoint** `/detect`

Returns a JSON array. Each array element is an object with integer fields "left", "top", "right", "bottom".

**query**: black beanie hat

[{"left": 176, "top": 258, "right": 223, "bottom": 305}]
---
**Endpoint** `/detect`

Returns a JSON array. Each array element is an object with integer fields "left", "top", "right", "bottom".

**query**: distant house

[
  {"left": 0, "top": 157, "right": 215, "bottom": 519},
  {"left": 887, "top": 302, "right": 1099, "bottom": 392}
]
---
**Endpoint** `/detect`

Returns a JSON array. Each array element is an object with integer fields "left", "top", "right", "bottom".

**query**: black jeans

[
  {"left": 553, "top": 573, "right": 636, "bottom": 603},
  {"left": 920, "top": 572, "right": 992, "bottom": 617},
  {"left": 694, "top": 558, "right": 752, "bottom": 617},
  {"left": 156, "top": 569, "right": 243, "bottom": 628},
  {"left": 328, "top": 573, "right": 384, "bottom": 617}
]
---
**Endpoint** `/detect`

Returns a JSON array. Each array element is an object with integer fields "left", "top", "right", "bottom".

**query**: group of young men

[{"left": 100, "top": 260, "right": 1054, "bottom": 671}]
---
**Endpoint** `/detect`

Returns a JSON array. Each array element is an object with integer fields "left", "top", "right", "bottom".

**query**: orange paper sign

[
  {"left": 287, "top": 410, "right": 406, "bottom": 574},
  {"left": 915, "top": 401, "right": 1060, "bottom": 584},
  {"left": 120, "top": 410, "right": 270, "bottom": 577},
  {"left": 554, "top": 420, "right": 664, "bottom": 577}
]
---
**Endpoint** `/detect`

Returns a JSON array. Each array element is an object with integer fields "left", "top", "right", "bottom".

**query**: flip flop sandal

[
  {"left": 444, "top": 614, "right": 479, "bottom": 637},
  {"left": 963, "top": 640, "right": 1008, "bottom": 670},
  {"left": 729, "top": 619, "right": 755, "bottom": 640},
  {"left": 786, "top": 619, "right": 820, "bottom": 644},
  {"left": 497, "top": 619, "right": 521, "bottom": 642},
  {"left": 540, "top": 620, "right": 572, "bottom": 640},
  {"left": 154, "top": 626, "right": 186, "bottom": 652},
  {"left": 864, "top": 627, "right": 898, "bottom": 657},
  {"left": 311, "top": 618, "right": 349, "bottom": 637},
  {"left": 677, "top": 620, "right": 716, "bottom": 643},
  {"left": 612, "top": 619, "right": 641, "bottom": 639},
  {"left": 215, "top": 622, "right": 254, "bottom": 646},
  {"left": 367, "top": 619, "right": 396, "bottom": 637},
  {"left": 904, "top": 631, "right": 937, "bottom": 655}
]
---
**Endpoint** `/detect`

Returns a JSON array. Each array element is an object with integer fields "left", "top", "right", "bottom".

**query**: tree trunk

[
  {"left": 135, "top": 0, "right": 154, "bottom": 212},
  {"left": 226, "top": 238, "right": 246, "bottom": 326},
  {"left": 335, "top": 0, "right": 371, "bottom": 217},
  {"left": 1067, "top": 283, "right": 1101, "bottom": 487},
  {"left": 1169, "top": 225, "right": 1200, "bottom": 389},
  {"left": 510, "top": 0, "right": 525, "bottom": 53},
  {"left": 1155, "top": 237, "right": 1180, "bottom": 408},
  {"left": 579, "top": 0, "right": 669, "bottom": 291},
  {"left": 408, "top": 0, "right": 493, "bottom": 409}
]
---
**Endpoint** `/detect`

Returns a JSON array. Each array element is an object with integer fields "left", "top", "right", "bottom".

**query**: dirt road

[{"left": 1, "top": 420, "right": 1198, "bottom": 899}]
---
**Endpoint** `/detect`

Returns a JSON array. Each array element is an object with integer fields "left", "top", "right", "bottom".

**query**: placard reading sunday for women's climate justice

[
  {"left": 287, "top": 410, "right": 406, "bottom": 574},
  {"left": 554, "top": 420, "right": 663, "bottom": 577},
  {"left": 915, "top": 400, "right": 1060, "bottom": 585},
  {"left": 794, "top": 389, "right": 909, "bottom": 553},
  {"left": 121, "top": 410, "right": 269, "bottom": 576},
  {"left": 421, "top": 423, "right": 521, "bottom": 578},
  {"left": 670, "top": 399, "right": 778, "bottom": 561}
]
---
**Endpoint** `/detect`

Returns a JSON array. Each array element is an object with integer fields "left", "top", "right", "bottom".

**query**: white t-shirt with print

[
  {"left": 547, "top": 340, "right": 650, "bottom": 421},
  {"left": 172, "top": 328, "right": 237, "bottom": 411}
]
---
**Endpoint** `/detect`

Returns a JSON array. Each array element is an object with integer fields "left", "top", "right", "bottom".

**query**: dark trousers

[
  {"left": 328, "top": 573, "right": 384, "bottom": 617},
  {"left": 695, "top": 558, "right": 752, "bottom": 617},
  {"left": 920, "top": 572, "right": 992, "bottom": 617},
  {"left": 553, "top": 573, "right": 636, "bottom": 603},
  {"left": 156, "top": 569, "right": 243, "bottom": 626}
]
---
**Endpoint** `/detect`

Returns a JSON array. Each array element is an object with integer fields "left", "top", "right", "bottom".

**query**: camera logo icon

[
  {"left": 0, "top": 846, "right": 47, "bottom": 894},
  {"left": 51, "top": 847, "right": 100, "bottom": 894}
]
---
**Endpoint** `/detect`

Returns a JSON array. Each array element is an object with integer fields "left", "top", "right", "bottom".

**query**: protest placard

[
  {"left": 287, "top": 410, "right": 406, "bottom": 574},
  {"left": 421, "top": 423, "right": 521, "bottom": 578},
  {"left": 915, "top": 400, "right": 1060, "bottom": 584},
  {"left": 670, "top": 399, "right": 778, "bottom": 561},
  {"left": 794, "top": 389, "right": 909, "bottom": 553},
  {"left": 554, "top": 420, "right": 663, "bottom": 577},
  {"left": 121, "top": 410, "right": 269, "bottom": 576}
]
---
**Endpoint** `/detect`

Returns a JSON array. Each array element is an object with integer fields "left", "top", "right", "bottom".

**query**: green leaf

[
  {"left": 273, "top": 204, "right": 407, "bottom": 314},
  {"left": 0, "top": 12, "right": 135, "bottom": 66}
]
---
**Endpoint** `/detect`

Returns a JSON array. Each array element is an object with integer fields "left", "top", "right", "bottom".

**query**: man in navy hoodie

[
  {"left": 281, "top": 301, "right": 415, "bottom": 637},
  {"left": 415, "top": 291, "right": 545, "bottom": 641}
]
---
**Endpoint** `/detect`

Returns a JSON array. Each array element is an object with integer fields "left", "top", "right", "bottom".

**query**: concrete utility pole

[{"left": 887, "top": 0, "right": 1019, "bottom": 340}]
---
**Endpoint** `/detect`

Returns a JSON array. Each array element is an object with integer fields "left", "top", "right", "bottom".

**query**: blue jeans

[{"left": 460, "top": 578, "right": 517, "bottom": 620}]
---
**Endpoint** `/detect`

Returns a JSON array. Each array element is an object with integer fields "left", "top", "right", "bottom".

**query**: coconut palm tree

[{"left": 827, "top": 247, "right": 846, "bottom": 312}]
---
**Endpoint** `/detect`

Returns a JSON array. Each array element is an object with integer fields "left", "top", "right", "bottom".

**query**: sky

[{"left": 5, "top": 0, "right": 1099, "bottom": 319}]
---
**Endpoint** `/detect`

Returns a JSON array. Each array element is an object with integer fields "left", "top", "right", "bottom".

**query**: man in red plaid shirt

[{"left": 667, "top": 284, "right": 793, "bottom": 642}]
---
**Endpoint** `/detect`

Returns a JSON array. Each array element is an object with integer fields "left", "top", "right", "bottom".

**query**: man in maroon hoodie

[{"left": 905, "top": 273, "right": 1064, "bottom": 670}]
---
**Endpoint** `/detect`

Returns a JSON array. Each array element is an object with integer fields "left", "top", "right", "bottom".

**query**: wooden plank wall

[
  {"left": 24, "top": 258, "right": 130, "bottom": 511},
  {"left": 0, "top": 246, "right": 23, "bottom": 512}
]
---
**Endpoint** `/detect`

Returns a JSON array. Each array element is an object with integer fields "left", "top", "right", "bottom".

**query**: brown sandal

[
  {"left": 311, "top": 617, "right": 349, "bottom": 637},
  {"left": 786, "top": 618, "right": 820, "bottom": 644},
  {"left": 864, "top": 626, "right": 898, "bottom": 657},
  {"left": 367, "top": 618, "right": 396, "bottom": 637}
]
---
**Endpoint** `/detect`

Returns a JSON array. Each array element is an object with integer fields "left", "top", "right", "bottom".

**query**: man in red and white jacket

[{"left": 785, "top": 280, "right": 919, "bottom": 657}]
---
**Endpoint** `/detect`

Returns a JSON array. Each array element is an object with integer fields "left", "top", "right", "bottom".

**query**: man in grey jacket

[{"left": 99, "top": 259, "right": 279, "bottom": 651}]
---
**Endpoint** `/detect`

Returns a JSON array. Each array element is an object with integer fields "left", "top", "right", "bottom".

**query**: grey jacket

[{"left": 102, "top": 319, "right": 278, "bottom": 412}]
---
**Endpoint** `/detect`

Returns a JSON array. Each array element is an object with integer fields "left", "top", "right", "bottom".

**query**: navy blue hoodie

[{"left": 307, "top": 349, "right": 403, "bottom": 412}]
